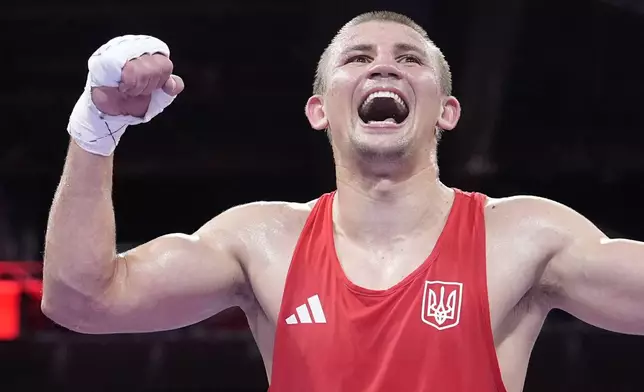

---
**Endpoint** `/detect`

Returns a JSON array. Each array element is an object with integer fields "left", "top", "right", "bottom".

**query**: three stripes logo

[{"left": 285, "top": 294, "right": 327, "bottom": 325}]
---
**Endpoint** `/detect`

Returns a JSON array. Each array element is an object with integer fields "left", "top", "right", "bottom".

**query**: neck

[{"left": 333, "top": 163, "right": 454, "bottom": 244}]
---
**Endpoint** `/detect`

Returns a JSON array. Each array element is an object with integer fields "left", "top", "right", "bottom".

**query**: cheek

[
  {"left": 328, "top": 64, "right": 364, "bottom": 92},
  {"left": 418, "top": 71, "right": 441, "bottom": 95},
  {"left": 327, "top": 73, "right": 352, "bottom": 97},
  {"left": 410, "top": 73, "right": 441, "bottom": 113},
  {"left": 326, "top": 75, "right": 356, "bottom": 116}
]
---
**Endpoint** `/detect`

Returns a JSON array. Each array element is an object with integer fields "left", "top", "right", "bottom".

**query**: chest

[{"left": 245, "top": 227, "right": 541, "bottom": 336}]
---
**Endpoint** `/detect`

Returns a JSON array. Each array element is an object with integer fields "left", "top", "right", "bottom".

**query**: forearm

[
  {"left": 43, "top": 140, "right": 118, "bottom": 311},
  {"left": 40, "top": 35, "right": 187, "bottom": 332}
]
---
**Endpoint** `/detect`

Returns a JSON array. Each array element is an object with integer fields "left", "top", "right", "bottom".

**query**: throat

[
  {"left": 335, "top": 220, "right": 411, "bottom": 250},
  {"left": 329, "top": 186, "right": 456, "bottom": 291},
  {"left": 332, "top": 172, "right": 455, "bottom": 244}
]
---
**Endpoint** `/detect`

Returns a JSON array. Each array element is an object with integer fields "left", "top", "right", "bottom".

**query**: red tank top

[{"left": 269, "top": 189, "right": 506, "bottom": 392}]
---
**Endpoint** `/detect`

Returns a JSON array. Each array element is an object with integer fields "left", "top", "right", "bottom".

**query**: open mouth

[{"left": 358, "top": 91, "right": 410, "bottom": 125}]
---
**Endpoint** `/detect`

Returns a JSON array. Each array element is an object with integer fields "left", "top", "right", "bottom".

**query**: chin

[{"left": 350, "top": 133, "right": 411, "bottom": 162}]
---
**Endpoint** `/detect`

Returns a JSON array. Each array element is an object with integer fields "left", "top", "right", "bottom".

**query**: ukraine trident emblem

[{"left": 421, "top": 281, "right": 464, "bottom": 330}]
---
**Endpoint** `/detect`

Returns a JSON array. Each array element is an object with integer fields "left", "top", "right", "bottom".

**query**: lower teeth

[{"left": 369, "top": 118, "right": 397, "bottom": 124}]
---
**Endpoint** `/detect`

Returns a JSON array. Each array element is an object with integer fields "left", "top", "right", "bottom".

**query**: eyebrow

[
  {"left": 340, "top": 43, "right": 375, "bottom": 56},
  {"left": 393, "top": 43, "right": 427, "bottom": 57}
]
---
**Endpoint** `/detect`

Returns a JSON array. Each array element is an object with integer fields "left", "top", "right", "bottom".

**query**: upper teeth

[{"left": 362, "top": 91, "right": 407, "bottom": 109}]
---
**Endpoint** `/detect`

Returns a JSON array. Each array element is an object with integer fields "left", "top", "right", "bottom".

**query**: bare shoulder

[
  {"left": 212, "top": 199, "right": 313, "bottom": 226},
  {"left": 479, "top": 195, "right": 605, "bottom": 308},
  {"left": 485, "top": 194, "right": 569, "bottom": 215},
  {"left": 483, "top": 194, "right": 606, "bottom": 268},
  {"left": 485, "top": 195, "right": 602, "bottom": 236},
  {"left": 195, "top": 199, "right": 317, "bottom": 261}
]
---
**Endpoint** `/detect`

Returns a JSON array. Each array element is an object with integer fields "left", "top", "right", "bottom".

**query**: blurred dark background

[{"left": 2, "top": 0, "right": 644, "bottom": 390}]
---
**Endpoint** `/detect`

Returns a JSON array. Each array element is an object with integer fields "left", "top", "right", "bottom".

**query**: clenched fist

[
  {"left": 68, "top": 35, "right": 183, "bottom": 156},
  {"left": 91, "top": 53, "right": 184, "bottom": 118}
]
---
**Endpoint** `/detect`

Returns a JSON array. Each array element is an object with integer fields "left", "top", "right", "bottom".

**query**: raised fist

[
  {"left": 92, "top": 54, "right": 184, "bottom": 118},
  {"left": 67, "top": 35, "right": 184, "bottom": 156}
]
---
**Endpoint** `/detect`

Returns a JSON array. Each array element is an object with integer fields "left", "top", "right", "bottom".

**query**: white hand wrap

[{"left": 67, "top": 35, "right": 177, "bottom": 156}]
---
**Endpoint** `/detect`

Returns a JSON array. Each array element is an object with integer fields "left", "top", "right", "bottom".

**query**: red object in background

[
  {"left": 0, "top": 280, "right": 21, "bottom": 340},
  {"left": 0, "top": 261, "right": 43, "bottom": 341}
]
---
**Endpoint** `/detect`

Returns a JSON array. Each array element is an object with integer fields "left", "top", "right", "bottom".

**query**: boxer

[{"left": 42, "top": 11, "right": 644, "bottom": 392}]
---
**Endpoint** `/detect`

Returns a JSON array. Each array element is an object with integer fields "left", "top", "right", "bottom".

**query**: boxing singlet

[{"left": 269, "top": 190, "right": 506, "bottom": 392}]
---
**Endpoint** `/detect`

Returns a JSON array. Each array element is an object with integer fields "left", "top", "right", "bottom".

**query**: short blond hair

[{"left": 313, "top": 11, "right": 452, "bottom": 97}]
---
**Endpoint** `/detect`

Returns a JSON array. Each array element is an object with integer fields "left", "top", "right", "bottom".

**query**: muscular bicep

[
  {"left": 540, "top": 204, "right": 644, "bottom": 334},
  {"left": 106, "top": 232, "right": 247, "bottom": 332},
  {"left": 97, "top": 211, "right": 253, "bottom": 333}
]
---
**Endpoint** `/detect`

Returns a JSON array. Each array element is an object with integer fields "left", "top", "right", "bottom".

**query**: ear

[
  {"left": 305, "top": 95, "right": 328, "bottom": 130},
  {"left": 436, "top": 96, "right": 461, "bottom": 131}
]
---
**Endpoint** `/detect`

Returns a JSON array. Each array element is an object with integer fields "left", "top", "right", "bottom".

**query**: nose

[{"left": 368, "top": 63, "right": 401, "bottom": 80}]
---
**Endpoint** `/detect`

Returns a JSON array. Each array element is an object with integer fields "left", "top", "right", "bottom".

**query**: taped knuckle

[
  {"left": 88, "top": 52, "right": 124, "bottom": 87},
  {"left": 87, "top": 35, "right": 171, "bottom": 87}
]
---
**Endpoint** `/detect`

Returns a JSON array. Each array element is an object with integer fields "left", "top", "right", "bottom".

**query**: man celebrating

[{"left": 42, "top": 11, "right": 644, "bottom": 392}]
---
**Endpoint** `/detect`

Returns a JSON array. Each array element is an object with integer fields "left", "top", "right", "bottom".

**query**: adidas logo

[{"left": 285, "top": 294, "right": 327, "bottom": 324}]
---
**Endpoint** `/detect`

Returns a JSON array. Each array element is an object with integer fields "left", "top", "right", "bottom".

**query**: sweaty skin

[{"left": 42, "top": 20, "right": 644, "bottom": 392}]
